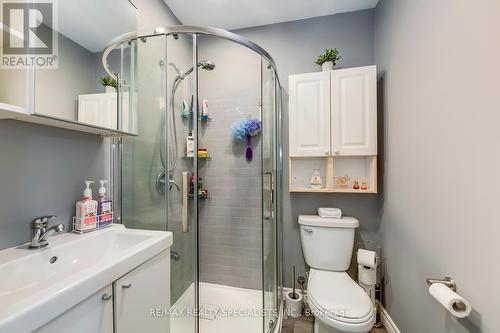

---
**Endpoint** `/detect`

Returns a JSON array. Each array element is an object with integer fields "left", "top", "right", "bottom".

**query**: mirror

[{"left": 0, "top": 0, "right": 137, "bottom": 133}]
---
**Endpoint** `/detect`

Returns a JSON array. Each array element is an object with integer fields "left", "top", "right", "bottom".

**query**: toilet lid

[{"left": 308, "top": 269, "right": 373, "bottom": 321}]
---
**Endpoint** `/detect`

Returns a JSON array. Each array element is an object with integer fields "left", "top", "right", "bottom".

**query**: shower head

[
  {"left": 198, "top": 60, "right": 215, "bottom": 71},
  {"left": 169, "top": 62, "right": 182, "bottom": 75}
]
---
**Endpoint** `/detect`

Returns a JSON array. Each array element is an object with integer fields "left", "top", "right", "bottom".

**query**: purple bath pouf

[
  {"left": 230, "top": 118, "right": 262, "bottom": 142},
  {"left": 244, "top": 118, "right": 262, "bottom": 136}
]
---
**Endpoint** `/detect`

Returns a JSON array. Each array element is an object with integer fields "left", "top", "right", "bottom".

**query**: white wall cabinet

[
  {"left": 331, "top": 66, "right": 377, "bottom": 156},
  {"left": 78, "top": 92, "right": 130, "bottom": 131},
  {"left": 289, "top": 66, "right": 377, "bottom": 157},
  {"left": 288, "top": 66, "right": 377, "bottom": 193},
  {"left": 114, "top": 250, "right": 170, "bottom": 333},
  {"left": 289, "top": 71, "right": 331, "bottom": 156},
  {"left": 35, "top": 285, "right": 114, "bottom": 333}
]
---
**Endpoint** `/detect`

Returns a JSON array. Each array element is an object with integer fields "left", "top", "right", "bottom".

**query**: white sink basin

[{"left": 0, "top": 224, "right": 172, "bottom": 333}]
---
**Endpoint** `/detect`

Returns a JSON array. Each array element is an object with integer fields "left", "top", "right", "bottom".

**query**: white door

[
  {"left": 289, "top": 71, "right": 331, "bottom": 156},
  {"left": 114, "top": 250, "right": 170, "bottom": 333},
  {"left": 35, "top": 284, "right": 113, "bottom": 333},
  {"left": 331, "top": 66, "right": 377, "bottom": 155}
]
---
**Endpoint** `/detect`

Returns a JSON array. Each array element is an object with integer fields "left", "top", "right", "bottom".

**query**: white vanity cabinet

[
  {"left": 288, "top": 65, "right": 378, "bottom": 193},
  {"left": 34, "top": 250, "right": 170, "bottom": 333},
  {"left": 114, "top": 250, "right": 170, "bottom": 333},
  {"left": 35, "top": 285, "right": 114, "bottom": 333}
]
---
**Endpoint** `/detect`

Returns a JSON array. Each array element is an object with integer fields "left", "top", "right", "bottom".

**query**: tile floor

[{"left": 281, "top": 315, "right": 387, "bottom": 333}]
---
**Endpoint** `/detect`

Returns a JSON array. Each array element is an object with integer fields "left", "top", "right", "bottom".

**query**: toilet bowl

[
  {"left": 298, "top": 215, "right": 375, "bottom": 333},
  {"left": 307, "top": 269, "right": 375, "bottom": 333}
]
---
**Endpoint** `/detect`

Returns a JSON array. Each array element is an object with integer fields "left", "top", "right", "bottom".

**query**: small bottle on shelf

[
  {"left": 361, "top": 178, "right": 368, "bottom": 190},
  {"left": 353, "top": 178, "right": 360, "bottom": 190},
  {"left": 310, "top": 168, "right": 323, "bottom": 189}
]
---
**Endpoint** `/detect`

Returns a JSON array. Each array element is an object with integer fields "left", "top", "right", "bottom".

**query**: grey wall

[
  {"left": 375, "top": 1, "right": 500, "bottom": 332},
  {"left": 234, "top": 10, "right": 379, "bottom": 287},
  {"left": 0, "top": 121, "right": 107, "bottom": 249}
]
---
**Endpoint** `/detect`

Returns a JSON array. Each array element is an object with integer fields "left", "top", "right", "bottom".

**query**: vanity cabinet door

[
  {"left": 331, "top": 66, "right": 377, "bottom": 156},
  {"left": 289, "top": 71, "right": 331, "bottom": 156},
  {"left": 35, "top": 284, "right": 113, "bottom": 333},
  {"left": 114, "top": 250, "right": 170, "bottom": 333}
]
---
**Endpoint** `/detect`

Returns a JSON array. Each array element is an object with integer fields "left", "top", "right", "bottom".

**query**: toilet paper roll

[
  {"left": 357, "top": 249, "right": 377, "bottom": 268},
  {"left": 358, "top": 264, "right": 377, "bottom": 286},
  {"left": 429, "top": 283, "right": 472, "bottom": 318}
]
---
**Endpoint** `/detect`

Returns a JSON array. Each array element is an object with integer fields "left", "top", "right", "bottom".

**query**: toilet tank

[{"left": 299, "top": 215, "right": 359, "bottom": 271}]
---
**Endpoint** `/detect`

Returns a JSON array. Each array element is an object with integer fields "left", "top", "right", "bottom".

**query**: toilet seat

[{"left": 307, "top": 269, "right": 375, "bottom": 332}]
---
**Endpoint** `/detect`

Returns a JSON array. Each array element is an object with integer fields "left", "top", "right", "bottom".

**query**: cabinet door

[
  {"left": 35, "top": 284, "right": 113, "bottom": 333},
  {"left": 331, "top": 66, "right": 377, "bottom": 155},
  {"left": 114, "top": 250, "right": 170, "bottom": 333},
  {"left": 78, "top": 94, "right": 102, "bottom": 127},
  {"left": 289, "top": 72, "right": 331, "bottom": 156}
]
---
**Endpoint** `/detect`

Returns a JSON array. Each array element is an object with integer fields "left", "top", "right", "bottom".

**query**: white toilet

[{"left": 299, "top": 215, "right": 376, "bottom": 333}]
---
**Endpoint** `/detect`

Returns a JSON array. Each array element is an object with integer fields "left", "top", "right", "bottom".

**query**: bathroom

[{"left": 0, "top": 0, "right": 498, "bottom": 332}]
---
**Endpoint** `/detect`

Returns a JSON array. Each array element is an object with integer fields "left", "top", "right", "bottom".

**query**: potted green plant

[
  {"left": 315, "top": 48, "right": 341, "bottom": 71},
  {"left": 100, "top": 75, "right": 118, "bottom": 93}
]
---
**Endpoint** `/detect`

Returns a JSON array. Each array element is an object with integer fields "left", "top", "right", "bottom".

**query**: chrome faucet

[{"left": 29, "top": 216, "right": 65, "bottom": 249}]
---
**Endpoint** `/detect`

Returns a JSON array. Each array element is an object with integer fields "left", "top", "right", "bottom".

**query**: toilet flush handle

[{"left": 303, "top": 228, "right": 313, "bottom": 234}]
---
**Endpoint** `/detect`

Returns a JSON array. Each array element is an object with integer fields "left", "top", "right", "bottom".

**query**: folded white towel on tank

[{"left": 318, "top": 207, "right": 342, "bottom": 218}]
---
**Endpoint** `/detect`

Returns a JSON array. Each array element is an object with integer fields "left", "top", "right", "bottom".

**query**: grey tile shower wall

[{"left": 198, "top": 39, "right": 263, "bottom": 289}]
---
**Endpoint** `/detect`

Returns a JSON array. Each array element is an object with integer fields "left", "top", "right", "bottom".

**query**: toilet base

[{"left": 314, "top": 318, "right": 370, "bottom": 333}]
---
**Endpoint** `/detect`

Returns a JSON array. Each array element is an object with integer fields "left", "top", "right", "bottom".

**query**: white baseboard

[{"left": 377, "top": 302, "right": 400, "bottom": 333}]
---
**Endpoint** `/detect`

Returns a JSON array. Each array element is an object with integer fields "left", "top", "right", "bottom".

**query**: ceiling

[{"left": 163, "top": 0, "right": 379, "bottom": 30}]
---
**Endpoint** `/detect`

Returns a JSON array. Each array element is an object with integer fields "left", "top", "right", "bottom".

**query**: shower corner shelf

[
  {"left": 181, "top": 113, "right": 212, "bottom": 123},
  {"left": 188, "top": 193, "right": 210, "bottom": 200},
  {"left": 182, "top": 155, "right": 212, "bottom": 160}
]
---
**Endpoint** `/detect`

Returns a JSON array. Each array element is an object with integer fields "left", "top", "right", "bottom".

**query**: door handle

[
  {"left": 102, "top": 293, "right": 113, "bottom": 301},
  {"left": 303, "top": 228, "right": 313, "bottom": 233},
  {"left": 122, "top": 283, "right": 132, "bottom": 289}
]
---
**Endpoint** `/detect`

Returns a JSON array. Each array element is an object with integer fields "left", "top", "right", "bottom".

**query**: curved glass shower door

[{"left": 117, "top": 27, "right": 282, "bottom": 333}]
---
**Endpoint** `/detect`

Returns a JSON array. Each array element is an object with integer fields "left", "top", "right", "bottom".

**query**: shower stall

[{"left": 103, "top": 26, "right": 283, "bottom": 333}]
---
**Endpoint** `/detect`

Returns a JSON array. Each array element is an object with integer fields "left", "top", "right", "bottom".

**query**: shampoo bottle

[
  {"left": 97, "top": 180, "right": 113, "bottom": 228},
  {"left": 75, "top": 181, "right": 98, "bottom": 232},
  {"left": 186, "top": 132, "right": 195, "bottom": 157}
]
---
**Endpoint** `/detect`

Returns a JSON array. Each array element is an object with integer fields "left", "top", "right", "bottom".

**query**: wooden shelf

[
  {"left": 289, "top": 156, "right": 377, "bottom": 194},
  {"left": 0, "top": 103, "right": 136, "bottom": 137},
  {"left": 290, "top": 187, "right": 331, "bottom": 193}
]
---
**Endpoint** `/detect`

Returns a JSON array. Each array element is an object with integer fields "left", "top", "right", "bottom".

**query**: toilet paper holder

[
  {"left": 426, "top": 276, "right": 456, "bottom": 292},
  {"left": 426, "top": 276, "right": 467, "bottom": 312}
]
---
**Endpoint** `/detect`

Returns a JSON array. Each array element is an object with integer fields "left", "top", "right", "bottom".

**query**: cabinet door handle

[
  {"left": 122, "top": 283, "right": 132, "bottom": 289},
  {"left": 334, "top": 150, "right": 340, "bottom": 155},
  {"left": 303, "top": 228, "right": 313, "bottom": 233},
  {"left": 102, "top": 293, "right": 112, "bottom": 301},
  {"left": 324, "top": 150, "right": 329, "bottom": 155}
]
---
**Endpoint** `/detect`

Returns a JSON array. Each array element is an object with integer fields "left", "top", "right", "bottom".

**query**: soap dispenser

[
  {"left": 97, "top": 180, "right": 113, "bottom": 228},
  {"left": 75, "top": 181, "right": 98, "bottom": 232}
]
